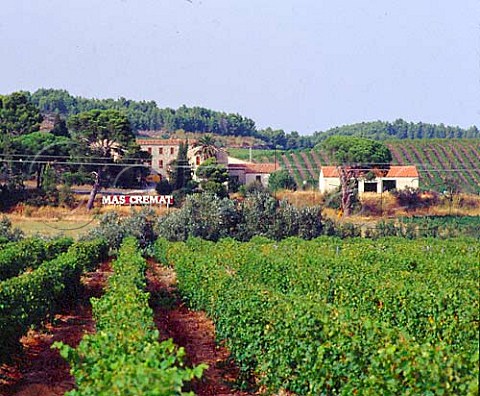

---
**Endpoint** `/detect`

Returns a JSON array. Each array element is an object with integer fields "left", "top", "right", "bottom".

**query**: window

[
  {"left": 158, "top": 147, "right": 163, "bottom": 155},
  {"left": 364, "top": 182, "right": 378, "bottom": 193},
  {"left": 196, "top": 156, "right": 201, "bottom": 166},
  {"left": 382, "top": 180, "right": 397, "bottom": 192},
  {"left": 256, "top": 175, "right": 262, "bottom": 183},
  {"left": 147, "top": 147, "right": 152, "bottom": 154},
  {"left": 170, "top": 147, "right": 174, "bottom": 155},
  {"left": 159, "top": 160, "right": 164, "bottom": 168}
]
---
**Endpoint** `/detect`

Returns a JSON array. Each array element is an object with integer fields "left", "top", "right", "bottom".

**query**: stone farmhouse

[
  {"left": 136, "top": 139, "right": 188, "bottom": 180},
  {"left": 136, "top": 138, "right": 278, "bottom": 187},
  {"left": 319, "top": 165, "right": 419, "bottom": 194}
]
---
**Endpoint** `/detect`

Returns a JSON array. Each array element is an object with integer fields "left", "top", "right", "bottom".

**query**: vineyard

[
  {"left": 0, "top": 237, "right": 205, "bottom": 395},
  {"left": 1, "top": 234, "right": 478, "bottom": 395},
  {"left": 228, "top": 139, "right": 480, "bottom": 193},
  {"left": 157, "top": 236, "right": 479, "bottom": 395}
]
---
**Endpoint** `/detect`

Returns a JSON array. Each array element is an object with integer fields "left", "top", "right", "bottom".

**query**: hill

[
  {"left": 313, "top": 120, "right": 479, "bottom": 141},
  {"left": 228, "top": 139, "right": 480, "bottom": 193}
]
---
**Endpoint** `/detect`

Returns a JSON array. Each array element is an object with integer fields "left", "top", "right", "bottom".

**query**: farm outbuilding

[{"left": 319, "top": 165, "right": 419, "bottom": 194}]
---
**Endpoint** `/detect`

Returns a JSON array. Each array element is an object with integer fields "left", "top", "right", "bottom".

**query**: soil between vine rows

[
  {"left": 0, "top": 258, "right": 258, "bottom": 396},
  {"left": 146, "top": 259, "right": 253, "bottom": 396},
  {"left": 0, "top": 260, "right": 113, "bottom": 396}
]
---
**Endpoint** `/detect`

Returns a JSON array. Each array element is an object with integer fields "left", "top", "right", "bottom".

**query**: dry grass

[
  {"left": 6, "top": 199, "right": 174, "bottom": 238},
  {"left": 277, "top": 190, "right": 480, "bottom": 219},
  {"left": 275, "top": 190, "right": 323, "bottom": 207}
]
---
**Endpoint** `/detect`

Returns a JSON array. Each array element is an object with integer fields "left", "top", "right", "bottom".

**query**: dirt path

[
  {"left": 0, "top": 260, "right": 112, "bottom": 396},
  {"left": 146, "top": 260, "right": 253, "bottom": 396}
]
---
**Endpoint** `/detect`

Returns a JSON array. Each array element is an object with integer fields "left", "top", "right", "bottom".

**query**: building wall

[
  {"left": 139, "top": 143, "right": 178, "bottom": 178},
  {"left": 319, "top": 175, "right": 341, "bottom": 193},
  {"left": 320, "top": 175, "right": 419, "bottom": 194},
  {"left": 395, "top": 177, "right": 419, "bottom": 191},
  {"left": 245, "top": 173, "right": 270, "bottom": 186},
  {"left": 228, "top": 168, "right": 246, "bottom": 184},
  {"left": 358, "top": 177, "right": 420, "bottom": 193}
]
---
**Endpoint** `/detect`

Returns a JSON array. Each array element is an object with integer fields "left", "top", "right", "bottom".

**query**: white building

[
  {"left": 228, "top": 163, "right": 278, "bottom": 187},
  {"left": 319, "top": 166, "right": 419, "bottom": 194}
]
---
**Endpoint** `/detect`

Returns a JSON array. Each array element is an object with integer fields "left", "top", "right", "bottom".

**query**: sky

[{"left": 0, "top": 0, "right": 479, "bottom": 134}]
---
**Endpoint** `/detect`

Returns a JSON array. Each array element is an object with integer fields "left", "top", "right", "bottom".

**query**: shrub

[
  {"left": 84, "top": 209, "right": 156, "bottom": 250},
  {"left": 155, "top": 191, "right": 326, "bottom": 242},
  {"left": 155, "top": 179, "right": 173, "bottom": 195},
  {"left": 0, "top": 215, "right": 23, "bottom": 242},
  {"left": 268, "top": 170, "right": 297, "bottom": 192}
]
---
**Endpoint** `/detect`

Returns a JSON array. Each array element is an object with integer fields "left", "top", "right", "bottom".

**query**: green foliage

[
  {"left": 155, "top": 193, "right": 241, "bottom": 242},
  {"left": 155, "top": 179, "right": 173, "bottom": 195},
  {"left": 196, "top": 157, "right": 229, "bottom": 198},
  {"left": 166, "top": 237, "right": 479, "bottom": 395},
  {"left": 67, "top": 109, "right": 136, "bottom": 146},
  {"left": 66, "top": 109, "right": 148, "bottom": 194},
  {"left": 50, "top": 114, "right": 70, "bottom": 137},
  {"left": 9, "top": 131, "right": 71, "bottom": 189},
  {"left": 0, "top": 237, "right": 73, "bottom": 281},
  {"left": 0, "top": 239, "right": 107, "bottom": 360},
  {"left": 369, "top": 216, "right": 480, "bottom": 239},
  {"left": 313, "top": 119, "right": 479, "bottom": 142},
  {"left": 54, "top": 237, "right": 206, "bottom": 395},
  {"left": 31, "top": 88, "right": 257, "bottom": 137},
  {"left": 322, "top": 136, "right": 392, "bottom": 165},
  {"left": 155, "top": 192, "right": 325, "bottom": 242},
  {"left": 268, "top": 170, "right": 297, "bottom": 192},
  {"left": 0, "top": 215, "right": 24, "bottom": 242},
  {"left": 0, "top": 92, "right": 43, "bottom": 136},
  {"left": 238, "top": 181, "right": 267, "bottom": 197},
  {"left": 169, "top": 142, "right": 193, "bottom": 191},
  {"left": 84, "top": 209, "right": 156, "bottom": 251}
]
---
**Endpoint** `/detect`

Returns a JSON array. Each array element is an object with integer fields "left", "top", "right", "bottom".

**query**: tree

[
  {"left": 156, "top": 179, "right": 173, "bottom": 195},
  {"left": 50, "top": 114, "right": 70, "bottom": 137},
  {"left": 169, "top": 142, "right": 193, "bottom": 191},
  {"left": 268, "top": 170, "right": 297, "bottom": 192},
  {"left": 0, "top": 92, "right": 43, "bottom": 136},
  {"left": 189, "top": 134, "right": 219, "bottom": 160},
  {"left": 196, "top": 157, "right": 229, "bottom": 198},
  {"left": 11, "top": 132, "right": 70, "bottom": 188},
  {"left": 322, "top": 136, "right": 392, "bottom": 216},
  {"left": 67, "top": 109, "right": 146, "bottom": 209}
]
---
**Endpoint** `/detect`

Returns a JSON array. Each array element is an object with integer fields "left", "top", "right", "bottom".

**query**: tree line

[
  {"left": 313, "top": 119, "right": 479, "bottom": 143},
  {"left": 0, "top": 92, "right": 149, "bottom": 210},
  {"left": 27, "top": 89, "right": 479, "bottom": 150}
]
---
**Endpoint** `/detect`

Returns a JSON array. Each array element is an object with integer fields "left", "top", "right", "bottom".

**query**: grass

[
  {"left": 8, "top": 218, "right": 98, "bottom": 238},
  {"left": 227, "top": 148, "right": 281, "bottom": 162}
]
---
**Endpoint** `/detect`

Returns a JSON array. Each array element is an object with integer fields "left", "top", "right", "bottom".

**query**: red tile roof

[
  {"left": 245, "top": 163, "right": 279, "bottom": 174},
  {"left": 321, "top": 166, "right": 340, "bottom": 178},
  {"left": 385, "top": 166, "right": 419, "bottom": 178},
  {"left": 228, "top": 163, "right": 279, "bottom": 174},
  {"left": 321, "top": 165, "right": 418, "bottom": 178},
  {"left": 136, "top": 139, "right": 197, "bottom": 146}
]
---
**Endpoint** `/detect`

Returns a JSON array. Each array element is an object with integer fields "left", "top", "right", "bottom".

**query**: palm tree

[
  {"left": 86, "top": 138, "right": 125, "bottom": 210},
  {"left": 189, "top": 134, "right": 219, "bottom": 161}
]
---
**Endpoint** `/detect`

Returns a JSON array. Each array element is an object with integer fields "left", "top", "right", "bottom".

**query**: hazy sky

[{"left": 1, "top": 0, "right": 478, "bottom": 134}]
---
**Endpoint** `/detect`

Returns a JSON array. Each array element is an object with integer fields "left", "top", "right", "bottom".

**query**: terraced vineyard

[{"left": 229, "top": 139, "right": 480, "bottom": 192}]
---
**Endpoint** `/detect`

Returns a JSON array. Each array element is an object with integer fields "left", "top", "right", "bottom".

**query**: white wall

[
  {"left": 245, "top": 173, "right": 270, "bottom": 187},
  {"left": 321, "top": 174, "right": 419, "bottom": 194},
  {"left": 319, "top": 175, "right": 341, "bottom": 193}
]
